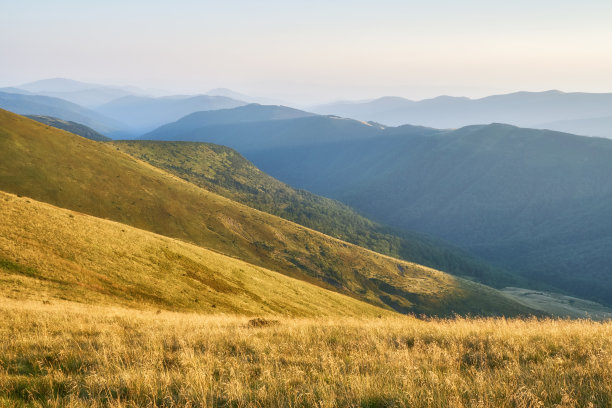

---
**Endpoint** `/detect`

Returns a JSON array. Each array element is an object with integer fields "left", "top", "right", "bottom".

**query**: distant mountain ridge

[
  {"left": 1, "top": 79, "right": 253, "bottom": 138},
  {"left": 0, "top": 91, "right": 122, "bottom": 134},
  {"left": 313, "top": 90, "right": 612, "bottom": 138},
  {"left": 95, "top": 94, "right": 248, "bottom": 137},
  {"left": 206, "top": 88, "right": 287, "bottom": 105},
  {"left": 14, "top": 78, "right": 142, "bottom": 107},
  {"left": 142, "top": 104, "right": 431, "bottom": 151}
]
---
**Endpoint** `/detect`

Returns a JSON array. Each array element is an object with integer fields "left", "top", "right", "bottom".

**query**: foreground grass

[{"left": 1, "top": 299, "right": 610, "bottom": 407}]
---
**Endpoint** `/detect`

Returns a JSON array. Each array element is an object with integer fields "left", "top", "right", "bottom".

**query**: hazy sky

[{"left": 2, "top": 0, "right": 612, "bottom": 103}]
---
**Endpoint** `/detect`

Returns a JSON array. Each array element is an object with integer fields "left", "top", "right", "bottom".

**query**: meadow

[{"left": 1, "top": 297, "right": 610, "bottom": 407}]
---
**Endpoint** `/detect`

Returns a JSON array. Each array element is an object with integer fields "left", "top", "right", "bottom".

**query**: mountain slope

[
  {"left": 94, "top": 95, "right": 248, "bottom": 136},
  {"left": 113, "top": 140, "right": 523, "bottom": 288},
  {"left": 236, "top": 123, "right": 612, "bottom": 305},
  {"left": 0, "top": 191, "right": 389, "bottom": 317},
  {"left": 0, "top": 109, "right": 533, "bottom": 316},
  {"left": 142, "top": 108, "right": 612, "bottom": 305},
  {"left": 313, "top": 91, "right": 612, "bottom": 135},
  {"left": 0, "top": 91, "right": 121, "bottom": 134},
  {"left": 26, "top": 115, "right": 110, "bottom": 141}
]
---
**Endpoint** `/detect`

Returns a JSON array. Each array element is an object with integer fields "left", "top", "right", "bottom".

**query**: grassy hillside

[
  {"left": 26, "top": 115, "right": 110, "bottom": 141},
  {"left": 113, "top": 140, "right": 523, "bottom": 288},
  {"left": 1, "top": 299, "right": 609, "bottom": 407},
  {"left": 0, "top": 192, "right": 388, "bottom": 317},
  {"left": 0, "top": 109, "right": 533, "bottom": 316}
]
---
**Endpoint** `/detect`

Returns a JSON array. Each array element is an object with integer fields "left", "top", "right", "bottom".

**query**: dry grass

[
  {"left": 0, "top": 297, "right": 610, "bottom": 407},
  {"left": 0, "top": 191, "right": 389, "bottom": 318}
]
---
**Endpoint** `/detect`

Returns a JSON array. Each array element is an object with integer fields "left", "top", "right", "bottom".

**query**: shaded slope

[
  {"left": 113, "top": 140, "right": 523, "bottom": 288},
  {"left": 0, "top": 109, "right": 533, "bottom": 316},
  {"left": 239, "top": 124, "right": 612, "bottom": 305},
  {"left": 26, "top": 115, "right": 110, "bottom": 141},
  {"left": 0, "top": 192, "right": 389, "bottom": 317},
  {"left": 142, "top": 108, "right": 612, "bottom": 305}
]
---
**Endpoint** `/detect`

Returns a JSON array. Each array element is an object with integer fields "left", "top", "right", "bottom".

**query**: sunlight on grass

[{"left": 0, "top": 298, "right": 609, "bottom": 407}]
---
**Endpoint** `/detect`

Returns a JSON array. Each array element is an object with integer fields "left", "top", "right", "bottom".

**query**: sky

[{"left": 1, "top": 0, "right": 612, "bottom": 104}]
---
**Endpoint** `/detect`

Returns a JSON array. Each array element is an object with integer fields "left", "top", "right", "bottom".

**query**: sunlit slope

[
  {"left": 113, "top": 140, "right": 523, "bottom": 288},
  {"left": 0, "top": 192, "right": 389, "bottom": 317},
  {"left": 0, "top": 110, "right": 534, "bottom": 316},
  {"left": 1, "top": 301, "right": 609, "bottom": 407}
]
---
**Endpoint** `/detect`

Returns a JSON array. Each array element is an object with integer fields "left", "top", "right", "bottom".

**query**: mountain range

[
  {"left": 5, "top": 78, "right": 144, "bottom": 107},
  {"left": 94, "top": 94, "right": 248, "bottom": 137},
  {"left": 142, "top": 104, "right": 612, "bottom": 306},
  {"left": 313, "top": 90, "right": 612, "bottom": 138},
  {"left": 5, "top": 79, "right": 612, "bottom": 139},
  {"left": 0, "top": 108, "right": 533, "bottom": 316},
  {"left": 0, "top": 91, "right": 123, "bottom": 134}
]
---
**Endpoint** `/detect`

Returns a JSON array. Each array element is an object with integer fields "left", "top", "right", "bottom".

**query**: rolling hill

[
  {"left": 94, "top": 94, "right": 248, "bottom": 136},
  {"left": 313, "top": 91, "right": 612, "bottom": 137},
  {"left": 0, "top": 109, "right": 533, "bottom": 316},
  {"left": 26, "top": 115, "right": 110, "bottom": 141},
  {"left": 142, "top": 106, "right": 612, "bottom": 306},
  {"left": 113, "top": 140, "right": 523, "bottom": 288},
  {"left": 0, "top": 191, "right": 390, "bottom": 317},
  {"left": 0, "top": 91, "right": 121, "bottom": 134}
]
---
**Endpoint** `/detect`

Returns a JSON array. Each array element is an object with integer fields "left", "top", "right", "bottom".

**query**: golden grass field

[
  {"left": 0, "top": 297, "right": 610, "bottom": 407},
  {"left": 0, "top": 191, "right": 389, "bottom": 318}
]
